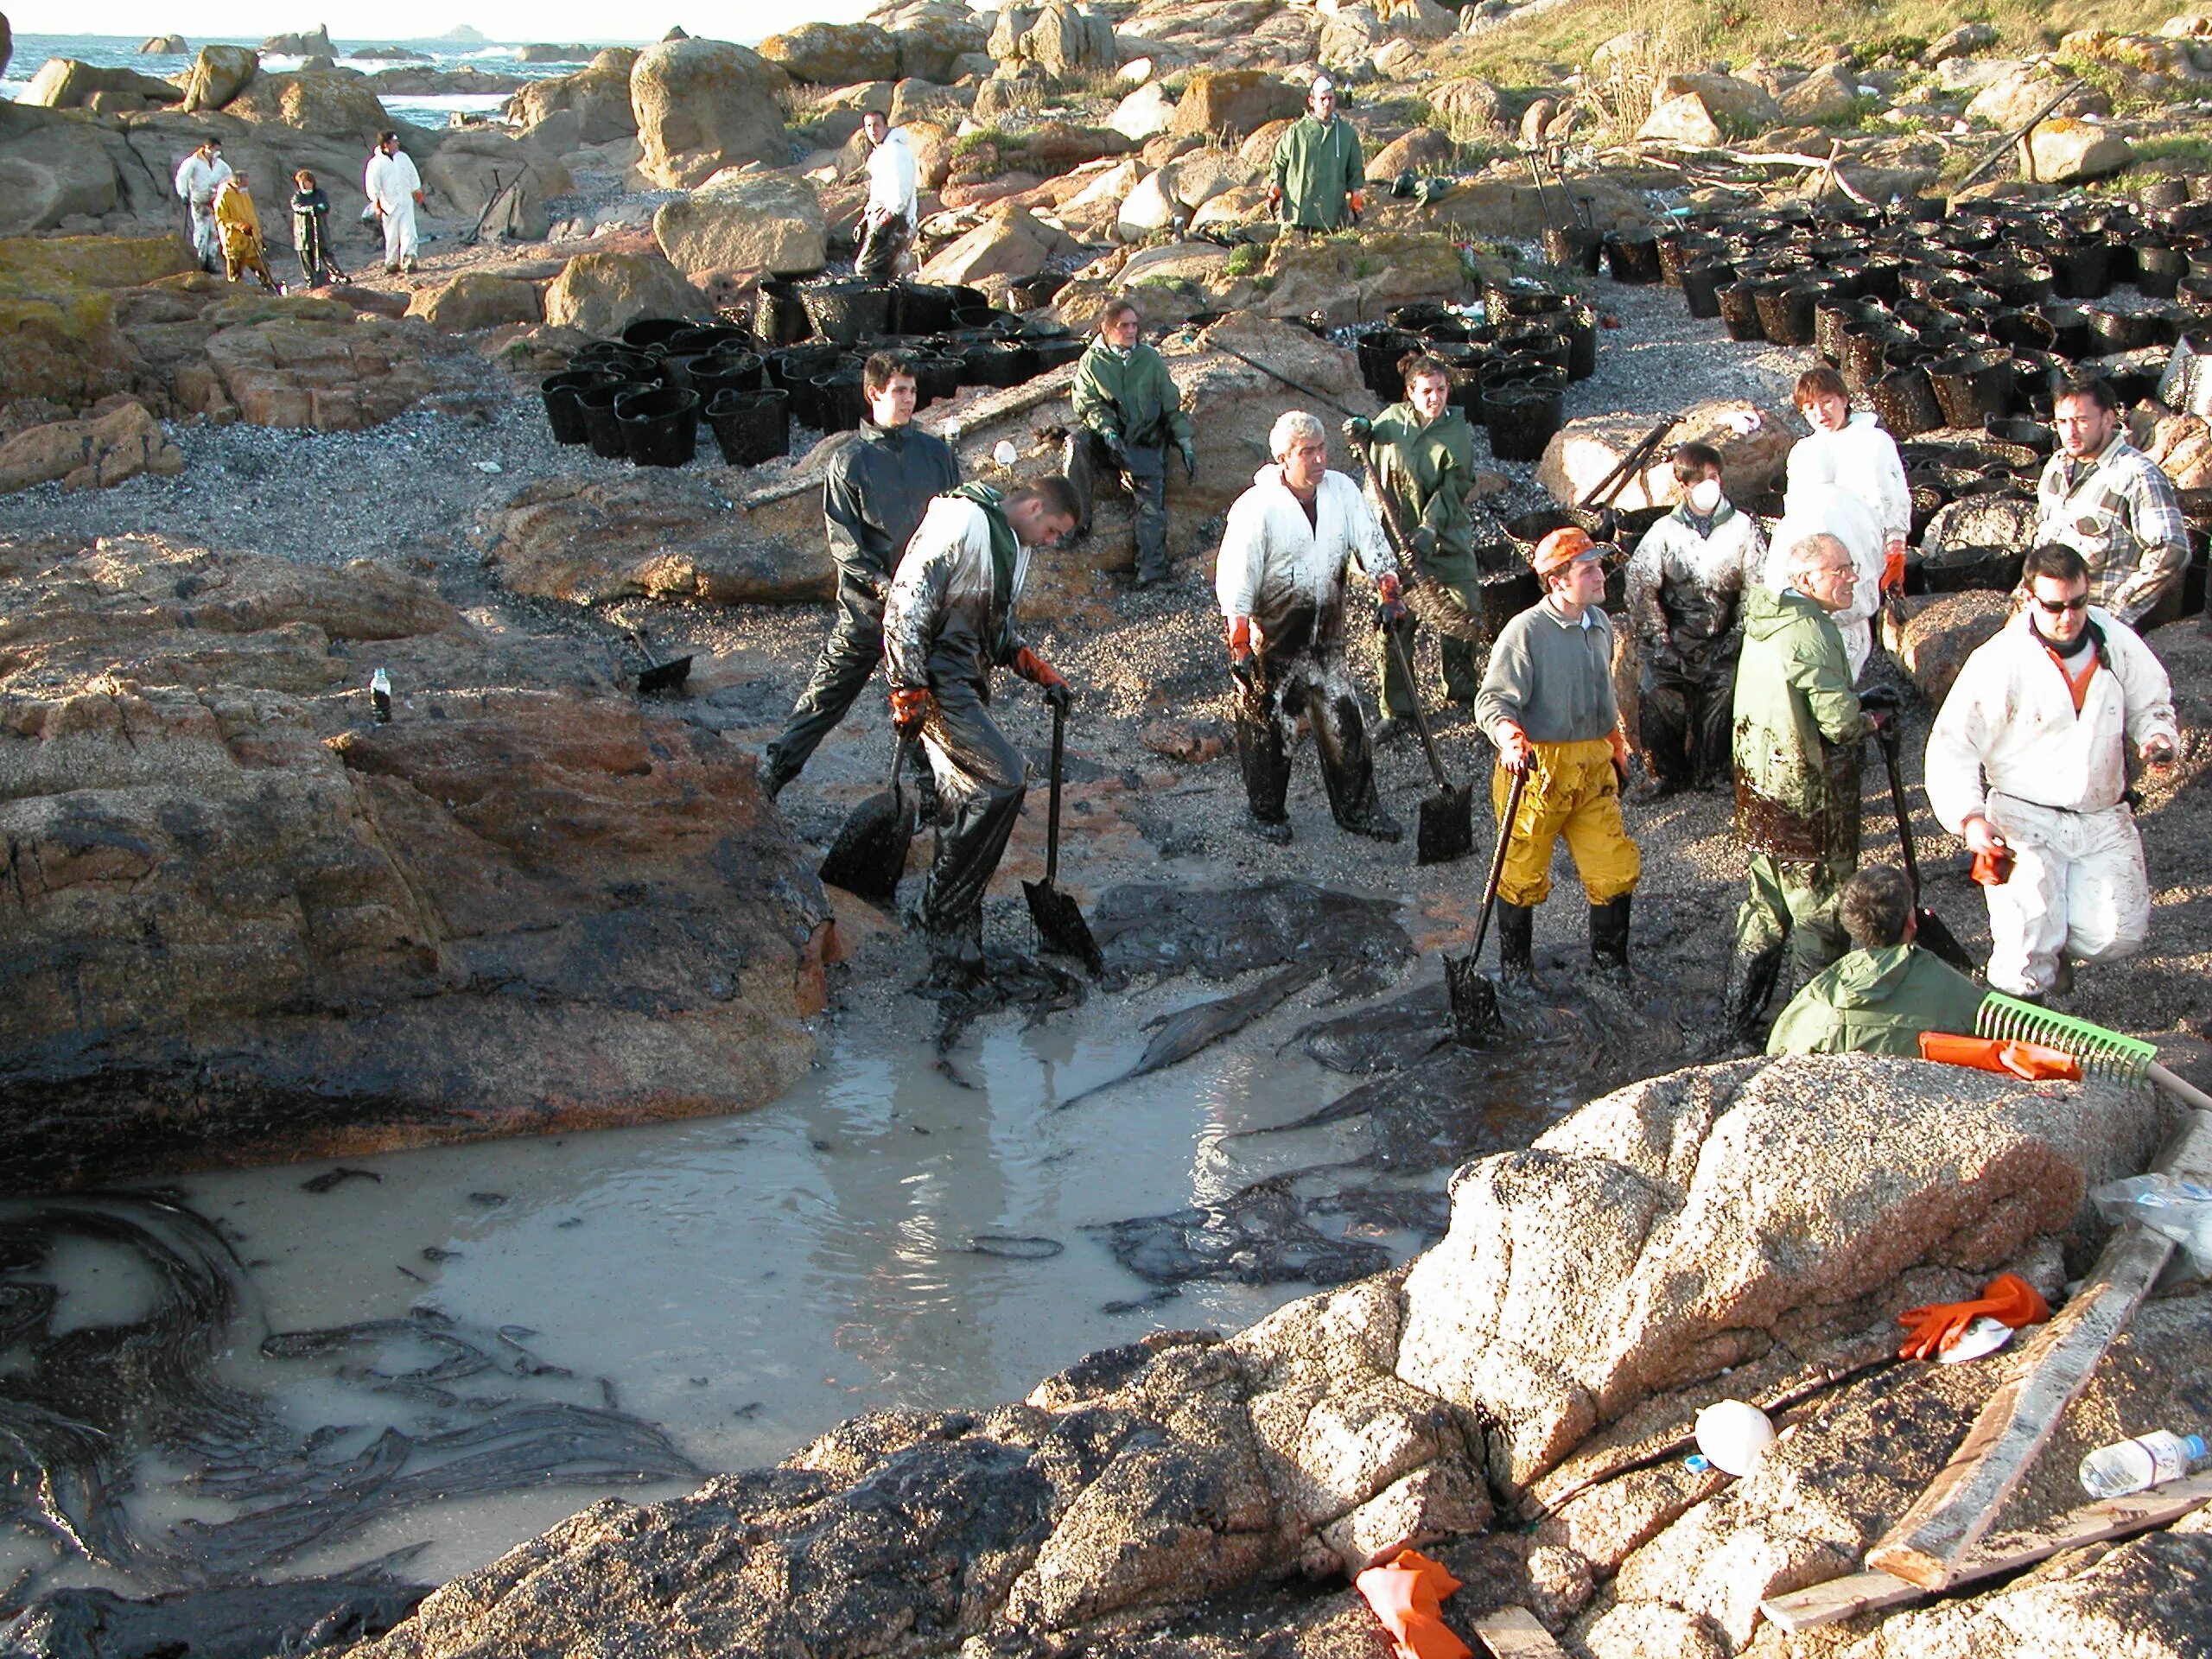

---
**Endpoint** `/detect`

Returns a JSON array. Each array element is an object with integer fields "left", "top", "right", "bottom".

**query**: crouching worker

[
  {"left": 1766, "top": 866, "right": 1986, "bottom": 1056},
  {"left": 883, "top": 478, "right": 1083, "bottom": 980},
  {"left": 1474, "top": 526, "right": 1641, "bottom": 978},
  {"left": 213, "top": 173, "right": 280, "bottom": 292},
  {"left": 1217, "top": 410, "right": 1406, "bottom": 847}
]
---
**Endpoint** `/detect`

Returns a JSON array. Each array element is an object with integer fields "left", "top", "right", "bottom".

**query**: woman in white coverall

[
  {"left": 1780, "top": 365, "right": 1910, "bottom": 681},
  {"left": 1926, "top": 543, "right": 2179, "bottom": 999},
  {"left": 363, "top": 130, "right": 423, "bottom": 275}
]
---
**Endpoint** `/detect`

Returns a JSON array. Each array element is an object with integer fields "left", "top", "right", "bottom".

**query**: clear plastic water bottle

[
  {"left": 370, "top": 668, "right": 391, "bottom": 724},
  {"left": 2077, "top": 1430, "right": 2206, "bottom": 1500}
]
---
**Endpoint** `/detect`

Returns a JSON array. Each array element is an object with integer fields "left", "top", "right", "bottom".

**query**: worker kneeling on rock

[
  {"left": 1065, "top": 300, "right": 1194, "bottom": 588},
  {"left": 1217, "top": 410, "right": 1405, "bottom": 847},
  {"left": 1345, "top": 352, "right": 1485, "bottom": 741},
  {"left": 1766, "top": 865, "right": 1986, "bottom": 1057},
  {"left": 1473, "top": 526, "right": 1639, "bottom": 978},
  {"left": 1723, "top": 532, "right": 1890, "bottom": 1045},
  {"left": 1926, "top": 542, "right": 2177, "bottom": 1000},
  {"left": 883, "top": 478, "right": 1083, "bottom": 980}
]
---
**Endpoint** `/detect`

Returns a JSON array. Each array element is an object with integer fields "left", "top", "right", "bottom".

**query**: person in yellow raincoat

[
  {"left": 213, "top": 174, "right": 280, "bottom": 292},
  {"left": 1472, "top": 525, "right": 1641, "bottom": 980}
]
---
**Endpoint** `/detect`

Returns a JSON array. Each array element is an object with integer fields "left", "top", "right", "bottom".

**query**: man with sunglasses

[
  {"left": 1927, "top": 544, "right": 2178, "bottom": 1000},
  {"left": 2037, "top": 372, "right": 2189, "bottom": 627}
]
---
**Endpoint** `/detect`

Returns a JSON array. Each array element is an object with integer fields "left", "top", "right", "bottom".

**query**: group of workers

[
  {"left": 172, "top": 129, "right": 422, "bottom": 289},
  {"left": 760, "top": 286, "right": 2186, "bottom": 1050}
]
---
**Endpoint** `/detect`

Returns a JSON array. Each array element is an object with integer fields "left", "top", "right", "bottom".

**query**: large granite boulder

[
  {"left": 0, "top": 109, "right": 126, "bottom": 236},
  {"left": 181, "top": 42, "right": 258, "bottom": 111},
  {"left": 20, "top": 58, "right": 180, "bottom": 111},
  {"left": 541, "top": 248, "right": 708, "bottom": 335},
  {"left": 482, "top": 472, "right": 836, "bottom": 607},
  {"left": 504, "top": 49, "right": 639, "bottom": 146},
  {"left": 1891, "top": 589, "right": 2013, "bottom": 702},
  {"left": 200, "top": 315, "right": 449, "bottom": 430},
  {"left": 420, "top": 128, "right": 574, "bottom": 241},
  {"left": 0, "top": 399, "right": 182, "bottom": 493},
  {"left": 1169, "top": 68, "right": 1305, "bottom": 141},
  {"left": 2026, "top": 117, "right": 2133, "bottom": 183},
  {"left": 223, "top": 70, "right": 391, "bottom": 143},
  {"left": 0, "top": 232, "right": 189, "bottom": 408},
  {"left": 0, "top": 537, "right": 832, "bottom": 1187},
  {"left": 881, "top": 4, "right": 988, "bottom": 81},
  {"left": 1536, "top": 402, "right": 1795, "bottom": 511},
  {"left": 1022, "top": 3, "right": 1116, "bottom": 75},
  {"left": 630, "top": 38, "right": 791, "bottom": 190},
  {"left": 1249, "top": 231, "right": 1470, "bottom": 327},
  {"left": 404, "top": 271, "right": 541, "bottom": 332},
  {"left": 1396, "top": 1054, "right": 2171, "bottom": 1491},
  {"left": 758, "top": 21, "right": 900, "bottom": 85},
  {"left": 652, "top": 169, "right": 828, "bottom": 277},
  {"left": 917, "top": 202, "right": 1071, "bottom": 286},
  {"left": 258, "top": 26, "right": 334, "bottom": 55}
]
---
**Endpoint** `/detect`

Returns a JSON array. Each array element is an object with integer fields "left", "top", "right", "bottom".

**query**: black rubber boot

[
  {"left": 1497, "top": 901, "right": 1535, "bottom": 983},
  {"left": 1717, "top": 942, "right": 1785, "bottom": 1052},
  {"left": 1590, "top": 895, "right": 1631, "bottom": 978}
]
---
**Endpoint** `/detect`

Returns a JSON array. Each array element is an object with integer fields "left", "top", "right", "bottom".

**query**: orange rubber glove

[
  {"left": 1012, "top": 645, "right": 1071, "bottom": 712},
  {"left": 889, "top": 686, "right": 931, "bottom": 738},
  {"left": 1349, "top": 189, "right": 1367, "bottom": 219},
  {"left": 1897, "top": 1271, "right": 2051, "bottom": 1361},
  {"left": 1882, "top": 543, "right": 1907, "bottom": 594},
  {"left": 1917, "top": 1032, "right": 2082, "bottom": 1082},
  {"left": 1376, "top": 570, "right": 1408, "bottom": 624},
  {"left": 1353, "top": 1549, "right": 1471, "bottom": 1659},
  {"left": 1226, "top": 615, "right": 1257, "bottom": 688}
]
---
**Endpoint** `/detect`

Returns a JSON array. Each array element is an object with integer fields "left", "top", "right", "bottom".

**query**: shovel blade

[
  {"left": 1024, "top": 879, "right": 1104, "bottom": 976},
  {"left": 818, "top": 789, "right": 914, "bottom": 906},
  {"left": 1415, "top": 784, "right": 1477, "bottom": 867},
  {"left": 1915, "top": 906, "right": 1977, "bottom": 976},
  {"left": 637, "top": 655, "right": 693, "bottom": 696},
  {"left": 1444, "top": 954, "right": 1503, "bottom": 1047}
]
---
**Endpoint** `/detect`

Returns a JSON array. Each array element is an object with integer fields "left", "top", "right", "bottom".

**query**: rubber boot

[
  {"left": 1589, "top": 895, "right": 1631, "bottom": 979},
  {"left": 1717, "top": 943, "right": 1785, "bottom": 1052},
  {"left": 1497, "top": 901, "right": 1535, "bottom": 983}
]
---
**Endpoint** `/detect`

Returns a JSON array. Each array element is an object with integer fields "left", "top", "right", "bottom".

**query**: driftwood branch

[{"left": 1951, "top": 78, "right": 2088, "bottom": 194}]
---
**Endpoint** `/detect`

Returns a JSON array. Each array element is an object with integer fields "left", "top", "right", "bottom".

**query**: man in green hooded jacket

[
  {"left": 1724, "top": 531, "right": 1891, "bottom": 1046},
  {"left": 1767, "top": 864, "right": 1987, "bottom": 1057},
  {"left": 1268, "top": 76, "right": 1365, "bottom": 232},
  {"left": 1343, "top": 351, "right": 1484, "bottom": 734},
  {"left": 1066, "top": 299, "right": 1195, "bottom": 586}
]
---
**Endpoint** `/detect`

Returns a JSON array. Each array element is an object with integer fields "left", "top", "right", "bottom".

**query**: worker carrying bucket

[{"left": 1471, "top": 525, "right": 1641, "bottom": 980}]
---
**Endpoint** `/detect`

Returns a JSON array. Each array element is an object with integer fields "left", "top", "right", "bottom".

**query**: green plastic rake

[{"left": 1978, "top": 992, "right": 2212, "bottom": 1112}]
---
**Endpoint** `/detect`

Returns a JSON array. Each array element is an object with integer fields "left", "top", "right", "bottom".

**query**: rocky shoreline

[{"left": 7, "top": 1, "right": 2212, "bottom": 1655}]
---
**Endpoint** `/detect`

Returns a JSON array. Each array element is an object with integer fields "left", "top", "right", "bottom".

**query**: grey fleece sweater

[{"left": 1473, "top": 599, "right": 1619, "bottom": 744}]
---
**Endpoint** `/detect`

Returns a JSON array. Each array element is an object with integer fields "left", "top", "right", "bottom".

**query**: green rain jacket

[
  {"left": 1766, "top": 943, "right": 1990, "bottom": 1058},
  {"left": 1071, "top": 340, "right": 1192, "bottom": 452},
  {"left": 1732, "top": 585, "right": 1871, "bottom": 863},
  {"left": 1269, "top": 114, "right": 1364, "bottom": 230},
  {"left": 1366, "top": 401, "right": 1478, "bottom": 576}
]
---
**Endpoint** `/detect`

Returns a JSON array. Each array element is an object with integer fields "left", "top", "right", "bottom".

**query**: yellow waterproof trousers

[{"left": 1491, "top": 737, "right": 1640, "bottom": 907}]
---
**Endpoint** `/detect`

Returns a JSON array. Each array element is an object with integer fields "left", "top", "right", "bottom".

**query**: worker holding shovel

[
  {"left": 1472, "top": 526, "right": 1640, "bottom": 981},
  {"left": 1344, "top": 351, "right": 1485, "bottom": 743}
]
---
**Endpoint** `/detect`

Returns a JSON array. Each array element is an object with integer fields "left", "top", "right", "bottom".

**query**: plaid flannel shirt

[{"left": 2036, "top": 436, "right": 2190, "bottom": 626}]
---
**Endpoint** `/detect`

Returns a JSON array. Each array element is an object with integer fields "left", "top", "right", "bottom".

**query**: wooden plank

[
  {"left": 1473, "top": 1605, "right": 1568, "bottom": 1658},
  {"left": 1764, "top": 1471, "right": 2212, "bottom": 1631},
  {"left": 1864, "top": 1110, "right": 2212, "bottom": 1590}
]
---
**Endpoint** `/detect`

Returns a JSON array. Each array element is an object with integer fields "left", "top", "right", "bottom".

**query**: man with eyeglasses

[
  {"left": 1720, "top": 532, "right": 1891, "bottom": 1046},
  {"left": 2036, "top": 371, "right": 2190, "bottom": 627},
  {"left": 1927, "top": 543, "right": 2177, "bottom": 1001}
]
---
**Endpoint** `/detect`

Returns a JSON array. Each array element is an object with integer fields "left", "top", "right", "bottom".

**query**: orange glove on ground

[
  {"left": 1897, "top": 1271, "right": 2051, "bottom": 1361},
  {"left": 1353, "top": 1549, "right": 1471, "bottom": 1659},
  {"left": 889, "top": 687, "right": 931, "bottom": 737},
  {"left": 1917, "top": 1032, "right": 2082, "bottom": 1081}
]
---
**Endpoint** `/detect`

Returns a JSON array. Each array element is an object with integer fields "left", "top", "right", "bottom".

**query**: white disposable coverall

[
  {"left": 1766, "top": 484, "right": 1885, "bottom": 681},
  {"left": 174, "top": 149, "right": 234, "bottom": 267},
  {"left": 1925, "top": 605, "right": 2178, "bottom": 996},
  {"left": 363, "top": 147, "right": 423, "bottom": 266}
]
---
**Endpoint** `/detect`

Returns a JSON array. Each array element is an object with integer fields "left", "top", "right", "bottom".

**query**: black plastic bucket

[
  {"left": 1681, "top": 259, "right": 1733, "bottom": 319},
  {"left": 1928, "top": 350, "right": 2014, "bottom": 427},
  {"left": 1603, "top": 230, "right": 1662, "bottom": 284},
  {"left": 810, "top": 370, "right": 867, "bottom": 434},
  {"left": 2087, "top": 307, "right": 2159, "bottom": 354},
  {"left": 706, "top": 387, "right": 791, "bottom": 467},
  {"left": 1871, "top": 365, "right": 1945, "bottom": 439},
  {"left": 893, "top": 283, "right": 958, "bottom": 334},
  {"left": 1543, "top": 225, "right": 1603, "bottom": 273},
  {"left": 1716, "top": 282, "right": 1765, "bottom": 341},
  {"left": 614, "top": 385, "right": 699, "bottom": 467},
  {"left": 2033, "top": 303, "right": 2094, "bottom": 359},
  {"left": 571, "top": 344, "right": 658, "bottom": 380},
  {"left": 755, "top": 280, "right": 812, "bottom": 347},
  {"left": 1757, "top": 282, "right": 1826, "bottom": 347},
  {"left": 767, "top": 343, "right": 843, "bottom": 394},
  {"left": 2045, "top": 238, "right": 2112, "bottom": 300},
  {"left": 1560, "top": 304, "right": 1598, "bottom": 381},
  {"left": 1988, "top": 308, "right": 2057, "bottom": 353},
  {"left": 805, "top": 282, "right": 895, "bottom": 348},
  {"left": 542, "top": 369, "right": 614, "bottom": 445},
  {"left": 2139, "top": 244, "right": 2189, "bottom": 299},
  {"left": 1485, "top": 378, "right": 1567, "bottom": 463},
  {"left": 908, "top": 353, "right": 962, "bottom": 405},
  {"left": 577, "top": 381, "right": 637, "bottom": 460},
  {"left": 621, "top": 317, "right": 691, "bottom": 353},
  {"left": 667, "top": 323, "right": 749, "bottom": 356},
  {"left": 689, "top": 349, "right": 766, "bottom": 403}
]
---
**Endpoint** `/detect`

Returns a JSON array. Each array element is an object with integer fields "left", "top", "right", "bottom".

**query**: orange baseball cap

[{"left": 1533, "top": 525, "right": 1601, "bottom": 576}]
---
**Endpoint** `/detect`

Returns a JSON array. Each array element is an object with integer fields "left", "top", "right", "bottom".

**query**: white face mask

[{"left": 1688, "top": 478, "right": 1723, "bottom": 513}]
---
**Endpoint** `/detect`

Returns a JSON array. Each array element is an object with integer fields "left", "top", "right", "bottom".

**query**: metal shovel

[
  {"left": 817, "top": 736, "right": 918, "bottom": 906},
  {"left": 626, "top": 627, "right": 694, "bottom": 696},
  {"left": 1382, "top": 626, "right": 1474, "bottom": 865},
  {"left": 1875, "top": 728, "right": 1976, "bottom": 974},
  {"left": 1446, "top": 765, "right": 1529, "bottom": 1046},
  {"left": 1023, "top": 701, "right": 1103, "bottom": 974}
]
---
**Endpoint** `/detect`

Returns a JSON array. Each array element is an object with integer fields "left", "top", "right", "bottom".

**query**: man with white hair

[
  {"left": 173, "top": 137, "right": 232, "bottom": 272},
  {"left": 1268, "top": 76, "right": 1365, "bottom": 232},
  {"left": 1722, "top": 531, "right": 1891, "bottom": 1046},
  {"left": 363, "top": 130, "right": 423, "bottom": 276},
  {"left": 1217, "top": 410, "right": 1406, "bottom": 845}
]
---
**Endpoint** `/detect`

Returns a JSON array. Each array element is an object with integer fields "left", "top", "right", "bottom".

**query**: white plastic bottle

[{"left": 2077, "top": 1430, "right": 2206, "bottom": 1500}]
